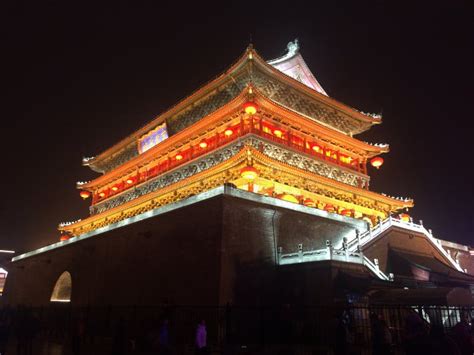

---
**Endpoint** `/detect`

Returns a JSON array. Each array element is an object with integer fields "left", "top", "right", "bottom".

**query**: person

[
  {"left": 158, "top": 319, "right": 170, "bottom": 355},
  {"left": 451, "top": 313, "right": 473, "bottom": 355},
  {"left": 71, "top": 315, "right": 86, "bottom": 355},
  {"left": 195, "top": 320, "right": 208, "bottom": 355},
  {"left": 111, "top": 318, "right": 127, "bottom": 355},
  {"left": 427, "top": 324, "right": 460, "bottom": 355},
  {"left": 370, "top": 313, "right": 392, "bottom": 355},
  {"left": 403, "top": 312, "right": 429, "bottom": 355}
]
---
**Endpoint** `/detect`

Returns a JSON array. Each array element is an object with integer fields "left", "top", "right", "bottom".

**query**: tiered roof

[{"left": 84, "top": 41, "right": 382, "bottom": 174}]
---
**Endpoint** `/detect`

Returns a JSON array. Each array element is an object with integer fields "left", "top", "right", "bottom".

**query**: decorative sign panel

[{"left": 138, "top": 123, "right": 169, "bottom": 154}]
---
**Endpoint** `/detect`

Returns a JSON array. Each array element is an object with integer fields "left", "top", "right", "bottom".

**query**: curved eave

[
  {"left": 78, "top": 88, "right": 252, "bottom": 189},
  {"left": 62, "top": 146, "right": 411, "bottom": 233},
  {"left": 79, "top": 87, "right": 387, "bottom": 190},
  {"left": 268, "top": 45, "right": 328, "bottom": 96},
  {"left": 252, "top": 88, "right": 388, "bottom": 157},
  {"left": 83, "top": 47, "right": 255, "bottom": 170},
  {"left": 252, "top": 50, "right": 381, "bottom": 128},
  {"left": 85, "top": 46, "right": 381, "bottom": 170}
]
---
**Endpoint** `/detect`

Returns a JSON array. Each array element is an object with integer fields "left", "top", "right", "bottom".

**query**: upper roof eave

[
  {"left": 78, "top": 86, "right": 388, "bottom": 190},
  {"left": 85, "top": 46, "right": 381, "bottom": 170}
]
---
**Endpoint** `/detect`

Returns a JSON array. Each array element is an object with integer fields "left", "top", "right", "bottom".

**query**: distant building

[{"left": 4, "top": 41, "right": 474, "bottom": 307}]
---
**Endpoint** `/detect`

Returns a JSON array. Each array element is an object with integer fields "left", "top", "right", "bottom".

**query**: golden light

[
  {"left": 281, "top": 194, "right": 299, "bottom": 204},
  {"left": 370, "top": 156, "right": 384, "bottom": 169},
  {"left": 99, "top": 192, "right": 105, "bottom": 198},
  {"left": 312, "top": 144, "right": 321, "bottom": 153},
  {"left": 111, "top": 186, "right": 119, "bottom": 192},
  {"left": 175, "top": 153, "right": 183, "bottom": 161},
  {"left": 243, "top": 101, "right": 258, "bottom": 115},
  {"left": 224, "top": 128, "right": 233, "bottom": 137},
  {"left": 324, "top": 204, "right": 336, "bottom": 213},
  {"left": 199, "top": 140, "right": 208, "bottom": 149},
  {"left": 399, "top": 213, "right": 410, "bottom": 222},
  {"left": 273, "top": 128, "right": 283, "bottom": 138},
  {"left": 303, "top": 198, "right": 316, "bottom": 207},
  {"left": 126, "top": 178, "right": 134, "bottom": 184},
  {"left": 240, "top": 166, "right": 259, "bottom": 180},
  {"left": 79, "top": 191, "right": 90, "bottom": 199},
  {"left": 60, "top": 234, "right": 70, "bottom": 242},
  {"left": 341, "top": 209, "right": 352, "bottom": 217}
]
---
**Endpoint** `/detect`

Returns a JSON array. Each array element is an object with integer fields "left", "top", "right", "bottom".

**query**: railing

[
  {"left": 278, "top": 245, "right": 391, "bottom": 281},
  {"left": 278, "top": 247, "right": 364, "bottom": 265},
  {"left": 2, "top": 304, "right": 472, "bottom": 354},
  {"left": 344, "top": 216, "right": 464, "bottom": 272}
]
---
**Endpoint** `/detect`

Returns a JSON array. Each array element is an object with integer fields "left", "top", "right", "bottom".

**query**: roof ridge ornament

[{"left": 287, "top": 39, "right": 299, "bottom": 56}]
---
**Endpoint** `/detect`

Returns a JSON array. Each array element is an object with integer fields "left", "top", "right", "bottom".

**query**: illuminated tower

[
  {"left": 8, "top": 40, "right": 473, "bottom": 309},
  {"left": 61, "top": 41, "right": 412, "bottom": 239}
]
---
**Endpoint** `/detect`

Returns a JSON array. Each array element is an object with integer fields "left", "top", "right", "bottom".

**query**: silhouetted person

[
  {"left": 0, "top": 310, "right": 11, "bottom": 355},
  {"left": 158, "top": 319, "right": 170, "bottom": 355},
  {"left": 452, "top": 314, "right": 473, "bottom": 355},
  {"left": 427, "top": 324, "right": 460, "bottom": 355},
  {"left": 334, "top": 310, "right": 352, "bottom": 355},
  {"left": 403, "top": 312, "right": 429, "bottom": 355},
  {"left": 71, "top": 315, "right": 86, "bottom": 355},
  {"left": 195, "top": 320, "right": 208, "bottom": 355},
  {"left": 370, "top": 313, "right": 392, "bottom": 355},
  {"left": 111, "top": 318, "right": 127, "bottom": 355}
]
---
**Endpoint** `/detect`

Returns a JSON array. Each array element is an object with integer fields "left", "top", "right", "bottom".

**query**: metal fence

[{"left": 0, "top": 304, "right": 472, "bottom": 354}]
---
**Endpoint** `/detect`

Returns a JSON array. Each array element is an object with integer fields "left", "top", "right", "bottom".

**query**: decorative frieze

[{"left": 90, "top": 136, "right": 368, "bottom": 215}]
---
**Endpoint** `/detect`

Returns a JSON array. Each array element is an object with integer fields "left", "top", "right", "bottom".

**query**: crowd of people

[
  {"left": 335, "top": 310, "right": 473, "bottom": 355},
  {"left": 0, "top": 305, "right": 472, "bottom": 354}
]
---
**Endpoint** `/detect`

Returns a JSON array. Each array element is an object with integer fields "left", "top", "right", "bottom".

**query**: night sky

[{"left": 2, "top": 2, "right": 472, "bottom": 253}]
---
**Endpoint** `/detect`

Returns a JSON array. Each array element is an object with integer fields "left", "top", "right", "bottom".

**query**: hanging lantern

[
  {"left": 280, "top": 194, "right": 299, "bottom": 204},
  {"left": 99, "top": 192, "right": 105, "bottom": 198},
  {"left": 399, "top": 213, "right": 410, "bottom": 222},
  {"left": 126, "top": 177, "right": 134, "bottom": 184},
  {"left": 175, "top": 153, "right": 183, "bottom": 161},
  {"left": 60, "top": 234, "right": 70, "bottom": 242},
  {"left": 370, "top": 157, "right": 384, "bottom": 169},
  {"left": 199, "top": 140, "right": 208, "bottom": 149},
  {"left": 111, "top": 186, "right": 119, "bottom": 192},
  {"left": 273, "top": 128, "right": 283, "bottom": 138},
  {"left": 79, "top": 190, "right": 90, "bottom": 199},
  {"left": 243, "top": 101, "right": 258, "bottom": 115},
  {"left": 324, "top": 204, "right": 336, "bottom": 213},
  {"left": 240, "top": 166, "right": 259, "bottom": 180},
  {"left": 341, "top": 209, "right": 352, "bottom": 217},
  {"left": 312, "top": 144, "right": 322, "bottom": 153},
  {"left": 224, "top": 128, "right": 233, "bottom": 137},
  {"left": 303, "top": 198, "right": 316, "bottom": 207}
]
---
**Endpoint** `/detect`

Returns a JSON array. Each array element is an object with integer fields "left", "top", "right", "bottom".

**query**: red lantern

[
  {"left": 341, "top": 209, "right": 352, "bottom": 217},
  {"left": 370, "top": 157, "right": 384, "bottom": 169},
  {"left": 399, "top": 213, "right": 410, "bottom": 222},
  {"left": 175, "top": 153, "right": 183, "bottom": 161},
  {"left": 99, "top": 192, "right": 105, "bottom": 198},
  {"left": 199, "top": 140, "right": 208, "bottom": 149},
  {"left": 60, "top": 234, "right": 70, "bottom": 242},
  {"left": 240, "top": 166, "right": 259, "bottom": 180},
  {"left": 303, "top": 198, "right": 316, "bottom": 207},
  {"left": 243, "top": 101, "right": 258, "bottom": 115},
  {"left": 273, "top": 128, "right": 283, "bottom": 138},
  {"left": 126, "top": 177, "right": 134, "bottom": 184},
  {"left": 224, "top": 128, "right": 233, "bottom": 137},
  {"left": 325, "top": 204, "right": 336, "bottom": 213},
  {"left": 312, "top": 144, "right": 322, "bottom": 153},
  {"left": 111, "top": 186, "right": 119, "bottom": 192},
  {"left": 79, "top": 190, "right": 90, "bottom": 199}
]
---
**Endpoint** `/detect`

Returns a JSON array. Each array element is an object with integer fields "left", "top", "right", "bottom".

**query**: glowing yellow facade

[{"left": 61, "top": 41, "right": 413, "bottom": 237}]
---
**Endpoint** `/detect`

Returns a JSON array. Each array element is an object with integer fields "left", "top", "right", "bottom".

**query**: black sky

[{"left": 2, "top": 1, "right": 473, "bottom": 253}]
